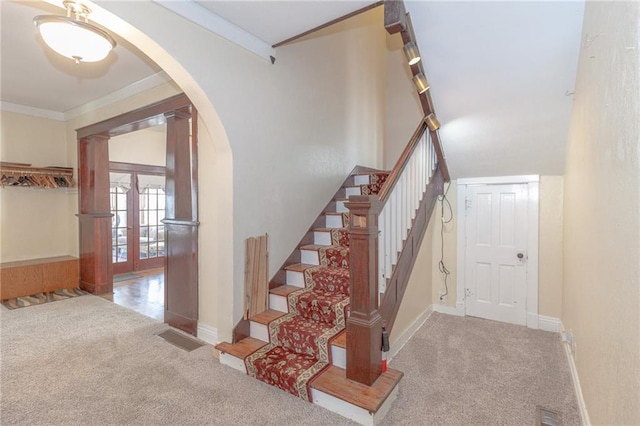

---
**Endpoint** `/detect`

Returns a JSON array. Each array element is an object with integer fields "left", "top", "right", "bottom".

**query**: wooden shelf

[{"left": 0, "top": 162, "right": 75, "bottom": 188}]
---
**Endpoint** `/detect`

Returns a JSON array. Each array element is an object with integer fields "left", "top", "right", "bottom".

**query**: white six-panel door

[{"left": 464, "top": 183, "right": 528, "bottom": 325}]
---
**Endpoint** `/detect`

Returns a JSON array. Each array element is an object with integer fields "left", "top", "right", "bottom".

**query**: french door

[{"left": 110, "top": 165, "right": 166, "bottom": 274}]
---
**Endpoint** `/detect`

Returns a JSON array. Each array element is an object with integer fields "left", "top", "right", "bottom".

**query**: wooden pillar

[
  {"left": 163, "top": 107, "right": 199, "bottom": 335},
  {"left": 345, "top": 195, "right": 383, "bottom": 385},
  {"left": 77, "top": 134, "right": 113, "bottom": 294}
]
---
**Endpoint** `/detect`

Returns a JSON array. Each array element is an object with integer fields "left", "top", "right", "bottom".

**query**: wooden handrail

[{"left": 378, "top": 118, "right": 428, "bottom": 203}]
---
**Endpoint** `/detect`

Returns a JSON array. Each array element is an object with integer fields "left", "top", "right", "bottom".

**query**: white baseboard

[
  {"left": 538, "top": 315, "right": 561, "bottom": 333},
  {"left": 388, "top": 305, "right": 433, "bottom": 362},
  {"left": 432, "top": 302, "right": 465, "bottom": 316},
  {"left": 560, "top": 322, "right": 591, "bottom": 426},
  {"left": 197, "top": 323, "right": 218, "bottom": 345}
]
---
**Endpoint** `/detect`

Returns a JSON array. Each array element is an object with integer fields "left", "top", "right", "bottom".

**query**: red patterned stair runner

[{"left": 244, "top": 173, "right": 388, "bottom": 401}]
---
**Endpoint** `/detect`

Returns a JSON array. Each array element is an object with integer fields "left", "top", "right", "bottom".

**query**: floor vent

[
  {"left": 157, "top": 329, "right": 205, "bottom": 352},
  {"left": 537, "top": 406, "right": 561, "bottom": 426}
]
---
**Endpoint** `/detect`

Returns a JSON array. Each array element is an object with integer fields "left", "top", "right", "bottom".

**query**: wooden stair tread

[
  {"left": 324, "top": 212, "right": 345, "bottom": 216},
  {"left": 332, "top": 331, "right": 346, "bottom": 348},
  {"left": 314, "top": 227, "right": 347, "bottom": 232},
  {"left": 284, "top": 263, "right": 315, "bottom": 272},
  {"left": 300, "top": 244, "right": 333, "bottom": 251},
  {"left": 311, "top": 366, "right": 403, "bottom": 413},
  {"left": 215, "top": 337, "right": 267, "bottom": 359},
  {"left": 250, "top": 309, "right": 285, "bottom": 325},
  {"left": 269, "top": 284, "right": 301, "bottom": 297}
]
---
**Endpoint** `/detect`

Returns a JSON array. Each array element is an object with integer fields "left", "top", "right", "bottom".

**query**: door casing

[{"left": 456, "top": 175, "right": 540, "bottom": 329}]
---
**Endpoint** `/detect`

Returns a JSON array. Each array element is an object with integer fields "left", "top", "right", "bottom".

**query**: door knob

[{"left": 517, "top": 252, "right": 524, "bottom": 259}]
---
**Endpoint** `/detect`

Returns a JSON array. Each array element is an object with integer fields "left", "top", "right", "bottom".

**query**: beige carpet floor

[{"left": 0, "top": 295, "right": 580, "bottom": 425}]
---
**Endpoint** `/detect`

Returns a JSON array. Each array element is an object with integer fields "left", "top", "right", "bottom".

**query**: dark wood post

[
  {"left": 77, "top": 134, "right": 113, "bottom": 294},
  {"left": 162, "top": 107, "right": 200, "bottom": 335},
  {"left": 345, "top": 195, "right": 383, "bottom": 385}
]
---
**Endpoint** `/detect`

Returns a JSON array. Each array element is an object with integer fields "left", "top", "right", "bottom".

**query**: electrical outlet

[{"left": 438, "top": 292, "right": 447, "bottom": 303}]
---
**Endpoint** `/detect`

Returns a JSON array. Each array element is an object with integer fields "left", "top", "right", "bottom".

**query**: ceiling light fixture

[
  {"left": 412, "top": 72, "right": 430, "bottom": 94},
  {"left": 403, "top": 41, "right": 421, "bottom": 66},
  {"left": 34, "top": 0, "right": 116, "bottom": 64},
  {"left": 425, "top": 113, "right": 441, "bottom": 131}
]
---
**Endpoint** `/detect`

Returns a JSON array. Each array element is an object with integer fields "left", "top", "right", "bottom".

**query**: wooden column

[
  {"left": 345, "top": 195, "right": 383, "bottom": 385},
  {"left": 163, "top": 107, "right": 199, "bottom": 335},
  {"left": 77, "top": 134, "right": 113, "bottom": 294}
]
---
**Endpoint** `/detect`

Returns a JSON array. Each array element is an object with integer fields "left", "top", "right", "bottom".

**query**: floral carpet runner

[{"left": 244, "top": 172, "right": 388, "bottom": 401}]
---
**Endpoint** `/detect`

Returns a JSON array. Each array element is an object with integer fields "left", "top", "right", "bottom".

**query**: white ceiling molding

[
  {"left": 2, "top": 72, "right": 172, "bottom": 122},
  {"left": 1, "top": 102, "right": 65, "bottom": 121},
  {"left": 64, "top": 71, "right": 173, "bottom": 120},
  {"left": 153, "top": 0, "right": 276, "bottom": 63}
]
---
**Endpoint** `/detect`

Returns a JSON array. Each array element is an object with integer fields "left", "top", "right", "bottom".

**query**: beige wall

[
  {"left": 0, "top": 111, "right": 73, "bottom": 262},
  {"left": 384, "top": 32, "right": 423, "bottom": 169},
  {"left": 109, "top": 126, "right": 166, "bottom": 166},
  {"left": 97, "top": 3, "right": 389, "bottom": 339},
  {"left": 562, "top": 1, "right": 640, "bottom": 424},
  {"left": 538, "top": 176, "right": 563, "bottom": 318},
  {"left": 391, "top": 208, "right": 436, "bottom": 347}
]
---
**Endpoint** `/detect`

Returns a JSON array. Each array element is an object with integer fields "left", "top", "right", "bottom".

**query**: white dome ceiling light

[{"left": 34, "top": 0, "right": 116, "bottom": 64}]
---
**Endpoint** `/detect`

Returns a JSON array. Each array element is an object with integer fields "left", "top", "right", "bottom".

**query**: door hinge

[{"left": 465, "top": 197, "right": 472, "bottom": 211}]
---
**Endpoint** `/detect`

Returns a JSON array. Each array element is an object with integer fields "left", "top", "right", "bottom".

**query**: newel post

[{"left": 345, "top": 195, "right": 383, "bottom": 385}]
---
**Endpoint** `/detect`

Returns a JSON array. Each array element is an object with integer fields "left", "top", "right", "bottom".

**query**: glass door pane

[
  {"left": 110, "top": 172, "right": 133, "bottom": 273},
  {"left": 137, "top": 174, "right": 166, "bottom": 268}
]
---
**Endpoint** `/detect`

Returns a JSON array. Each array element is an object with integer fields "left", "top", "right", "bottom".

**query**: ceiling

[{"left": 1, "top": 0, "right": 585, "bottom": 178}]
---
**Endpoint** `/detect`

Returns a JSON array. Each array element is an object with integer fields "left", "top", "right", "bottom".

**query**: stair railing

[
  {"left": 345, "top": 117, "right": 445, "bottom": 385},
  {"left": 344, "top": 0, "right": 450, "bottom": 386}
]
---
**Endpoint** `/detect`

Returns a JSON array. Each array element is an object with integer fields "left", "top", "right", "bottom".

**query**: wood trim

[
  {"left": 272, "top": 1, "right": 384, "bottom": 48},
  {"left": 109, "top": 161, "right": 166, "bottom": 174},
  {"left": 430, "top": 131, "right": 450, "bottom": 182},
  {"left": 378, "top": 118, "right": 428, "bottom": 203},
  {"left": 384, "top": 0, "right": 407, "bottom": 34},
  {"left": 76, "top": 94, "right": 191, "bottom": 139},
  {"left": 379, "top": 166, "right": 443, "bottom": 332}
]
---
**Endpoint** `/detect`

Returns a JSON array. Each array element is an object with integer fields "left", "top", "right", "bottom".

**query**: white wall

[
  {"left": 562, "top": 2, "right": 640, "bottom": 424},
  {"left": 96, "top": 3, "right": 388, "bottom": 340},
  {"left": 0, "top": 111, "right": 73, "bottom": 262}
]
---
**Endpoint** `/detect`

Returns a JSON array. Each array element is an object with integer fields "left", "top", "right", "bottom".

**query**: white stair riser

[
  {"left": 336, "top": 200, "right": 348, "bottom": 213},
  {"left": 250, "top": 321, "right": 269, "bottom": 342},
  {"left": 326, "top": 215, "right": 344, "bottom": 228},
  {"left": 269, "top": 294, "right": 288, "bottom": 313},
  {"left": 331, "top": 345, "right": 346, "bottom": 369},
  {"left": 345, "top": 187, "right": 361, "bottom": 197},
  {"left": 301, "top": 249, "right": 320, "bottom": 265},
  {"left": 311, "top": 385, "right": 399, "bottom": 426},
  {"left": 353, "top": 175, "right": 370, "bottom": 185},
  {"left": 219, "top": 352, "right": 247, "bottom": 373},
  {"left": 314, "top": 231, "right": 332, "bottom": 246},
  {"left": 286, "top": 270, "right": 305, "bottom": 287}
]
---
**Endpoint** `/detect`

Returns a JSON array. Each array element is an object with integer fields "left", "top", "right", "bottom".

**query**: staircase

[{"left": 216, "top": 170, "right": 403, "bottom": 425}]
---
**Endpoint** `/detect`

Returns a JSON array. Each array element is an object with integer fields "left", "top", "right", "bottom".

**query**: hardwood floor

[{"left": 100, "top": 268, "right": 164, "bottom": 321}]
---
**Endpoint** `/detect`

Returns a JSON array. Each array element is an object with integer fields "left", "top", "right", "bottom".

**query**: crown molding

[
  {"left": 1, "top": 72, "right": 172, "bottom": 122},
  {"left": 0, "top": 102, "right": 66, "bottom": 121},
  {"left": 64, "top": 71, "right": 173, "bottom": 120},
  {"left": 153, "top": 0, "right": 276, "bottom": 63}
]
